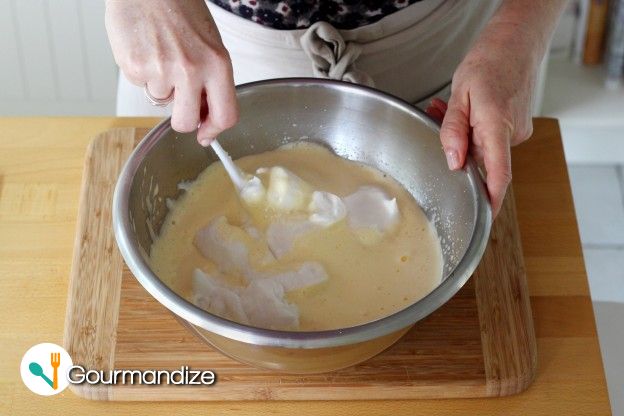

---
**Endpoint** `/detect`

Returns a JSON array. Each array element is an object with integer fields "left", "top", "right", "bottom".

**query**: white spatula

[{"left": 209, "top": 139, "right": 248, "bottom": 191}]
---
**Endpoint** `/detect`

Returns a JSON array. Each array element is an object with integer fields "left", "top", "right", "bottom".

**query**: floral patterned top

[{"left": 209, "top": 0, "right": 425, "bottom": 30}]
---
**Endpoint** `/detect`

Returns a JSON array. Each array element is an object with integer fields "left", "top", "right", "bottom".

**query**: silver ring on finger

[{"left": 144, "top": 84, "right": 174, "bottom": 107}]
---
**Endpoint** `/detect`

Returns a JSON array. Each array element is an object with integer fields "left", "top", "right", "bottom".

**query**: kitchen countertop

[{"left": 0, "top": 117, "right": 611, "bottom": 415}]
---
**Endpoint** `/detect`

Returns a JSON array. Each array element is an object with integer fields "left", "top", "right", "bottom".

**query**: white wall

[
  {"left": 0, "top": 0, "right": 118, "bottom": 116},
  {"left": 542, "top": 59, "right": 624, "bottom": 165}
]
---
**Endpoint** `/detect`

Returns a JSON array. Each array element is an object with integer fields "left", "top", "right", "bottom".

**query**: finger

[
  {"left": 469, "top": 141, "right": 485, "bottom": 162},
  {"left": 145, "top": 79, "right": 174, "bottom": 101},
  {"left": 122, "top": 69, "right": 145, "bottom": 87},
  {"left": 439, "top": 91, "right": 470, "bottom": 170},
  {"left": 197, "top": 64, "right": 239, "bottom": 146},
  {"left": 480, "top": 125, "right": 513, "bottom": 217},
  {"left": 170, "top": 81, "right": 202, "bottom": 133},
  {"left": 426, "top": 106, "right": 444, "bottom": 123},
  {"left": 426, "top": 98, "right": 448, "bottom": 123},
  {"left": 430, "top": 98, "right": 448, "bottom": 115}
]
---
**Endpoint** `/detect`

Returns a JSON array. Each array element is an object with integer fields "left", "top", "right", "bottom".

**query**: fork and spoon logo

[{"left": 20, "top": 343, "right": 73, "bottom": 396}]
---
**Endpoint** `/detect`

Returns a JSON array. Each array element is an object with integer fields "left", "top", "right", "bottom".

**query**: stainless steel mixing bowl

[{"left": 113, "top": 78, "right": 491, "bottom": 373}]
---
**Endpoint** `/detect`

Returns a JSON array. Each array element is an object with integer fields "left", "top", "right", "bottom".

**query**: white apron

[{"left": 116, "top": 0, "right": 500, "bottom": 116}]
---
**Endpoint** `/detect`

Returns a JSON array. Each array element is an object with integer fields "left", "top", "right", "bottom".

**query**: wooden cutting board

[{"left": 63, "top": 128, "right": 536, "bottom": 401}]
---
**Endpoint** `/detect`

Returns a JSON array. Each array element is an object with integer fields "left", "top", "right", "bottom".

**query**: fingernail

[
  {"left": 446, "top": 149, "right": 460, "bottom": 170},
  {"left": 199, "top": 137, "right": 212, "bottom": 147}
]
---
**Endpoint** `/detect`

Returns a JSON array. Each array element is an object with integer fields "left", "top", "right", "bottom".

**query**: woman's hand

[
  {"left": 427, "top": 22, "right": 540, "bottom": 217},
  {"left": 427, "top": 0, "right": 567, "bottom": 217},
  {"left": 105, "top": 0, "right": 238, "bottom": 145}
]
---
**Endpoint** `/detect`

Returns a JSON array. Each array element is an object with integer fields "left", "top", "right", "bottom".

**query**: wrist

[
  {"left": 475, "top": 20, "right": 543, "bottom": 70},
  {"left": 481, "top": 0, "right": 568, "bottom": 64}
]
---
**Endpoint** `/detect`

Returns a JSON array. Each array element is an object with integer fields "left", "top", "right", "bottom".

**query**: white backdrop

[{"left": 0, "top": 0, "right": 118, "bottom": 115}]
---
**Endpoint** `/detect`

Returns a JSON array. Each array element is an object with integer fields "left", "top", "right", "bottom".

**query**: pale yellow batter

[{"left": 149, "top": 142, "right": 442, "bottom": 331}]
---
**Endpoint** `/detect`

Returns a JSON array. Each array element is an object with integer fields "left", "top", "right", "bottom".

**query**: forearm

[{"left": 480, "top": 0, "right": 569, "bottom": 64}]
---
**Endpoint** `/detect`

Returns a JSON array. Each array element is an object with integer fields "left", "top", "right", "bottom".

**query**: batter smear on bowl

[{"left": 149, "top": 142, "right": 443, "bottom": 331}]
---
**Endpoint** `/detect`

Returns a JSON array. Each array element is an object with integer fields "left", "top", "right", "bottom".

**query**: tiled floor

[{"left": 568, "top": 165, "right": 624, "bottom": 416}]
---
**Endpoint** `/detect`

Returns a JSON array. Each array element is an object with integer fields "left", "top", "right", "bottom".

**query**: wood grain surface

[
  {"left": 0, "top": 118, "right": 611, "bottom": 415},
  {"left": 62, "top": 127, "right": 536, "bottom": 401}
]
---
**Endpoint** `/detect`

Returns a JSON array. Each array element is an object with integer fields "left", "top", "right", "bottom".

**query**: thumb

[
  {"left": 439, "top": 91, "right": 470, "bottom": 170},
  {"left": 480, "top": 123, "right": 513, "bottom": 218}
]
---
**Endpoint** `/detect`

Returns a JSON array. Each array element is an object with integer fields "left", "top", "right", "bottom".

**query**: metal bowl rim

[{"left": 112, "top": 77, "right": 492, "bottom": 349}]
